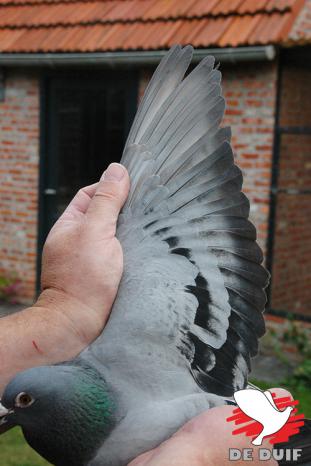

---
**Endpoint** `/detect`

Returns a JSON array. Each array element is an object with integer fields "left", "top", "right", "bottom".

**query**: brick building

[{"left": 0, "top": 0, "right": 310, "bottom": 321}]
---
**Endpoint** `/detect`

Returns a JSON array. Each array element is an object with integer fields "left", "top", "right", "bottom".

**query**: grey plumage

[{"left": 1, "top": 45, "right": 271, "bottom": 466}]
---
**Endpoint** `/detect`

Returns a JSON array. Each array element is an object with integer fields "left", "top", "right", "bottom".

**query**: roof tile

[
  {"left": 0, "top": 0, "right": 308, "bottom": 53},
  {"left": 189, "top": 0, "right": 219, "bottom": 17},
  {"left": 192, "top": 17, "right": 232, "bottom": 47},
  {"left": 218, "top": 14, "right": 262, "bottom": 47},
  {"left": 238, "top": 0, "right": 269, "bottom": 15},
  {"left": 211, "top": 0, "right": 244, "bottom": 16}
]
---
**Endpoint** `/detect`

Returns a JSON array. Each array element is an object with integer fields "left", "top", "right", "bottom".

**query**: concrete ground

[
  {"left": 0, "top": 302, "right": 24, "bottom": 318},
  {"left": 251, "top": 353, "right": 294, "bottom": 384}
]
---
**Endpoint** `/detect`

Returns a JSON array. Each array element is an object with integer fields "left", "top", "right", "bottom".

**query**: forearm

[{"left": 0, "top": 288, "right": 103, "bottom": 394}]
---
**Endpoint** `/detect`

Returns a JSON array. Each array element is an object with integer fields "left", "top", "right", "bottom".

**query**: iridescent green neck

[
  {"left": 23, "top": 363, "right": 116, "bottom": 466},
  {"left": 73, "top": 369, "right": 116, "bottom": 435}
]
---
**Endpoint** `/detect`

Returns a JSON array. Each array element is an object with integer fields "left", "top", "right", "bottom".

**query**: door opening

[{"left": 37, "top": 70, "right": 138, "bottom": 290}]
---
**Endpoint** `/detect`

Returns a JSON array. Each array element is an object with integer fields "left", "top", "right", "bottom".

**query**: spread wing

[{"left": 100, "top": 46, "right": 269, "bottom": 397}]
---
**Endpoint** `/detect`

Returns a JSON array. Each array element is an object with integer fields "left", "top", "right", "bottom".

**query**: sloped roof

[{"left": 0, "top": 0, "right": 308, "bottom": 53}]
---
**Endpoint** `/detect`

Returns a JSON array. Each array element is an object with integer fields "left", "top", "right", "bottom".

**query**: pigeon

[
  {"left": 0, "top": 45, "right": 310, "bottom": 466},
  {"left": 233, "top": 388, "right": 294, "bottom": 446}
]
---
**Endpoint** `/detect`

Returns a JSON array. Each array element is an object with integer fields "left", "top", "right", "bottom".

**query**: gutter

[{"left": 0, "top": 45, "right": 276, "bottom": 67}]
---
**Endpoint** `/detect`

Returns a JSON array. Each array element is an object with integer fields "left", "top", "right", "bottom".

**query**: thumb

[{"left": 86, "top": 163, "right": 130, "bottom": 237}]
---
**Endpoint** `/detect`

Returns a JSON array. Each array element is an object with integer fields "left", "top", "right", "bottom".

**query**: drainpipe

[{"left": 0, "top": 46, "right": 276, "bottom": 67}]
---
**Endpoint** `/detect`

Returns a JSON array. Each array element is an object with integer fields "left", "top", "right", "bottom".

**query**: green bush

[
  {"left": 266, "top": 317, "right": 311, "bottom": 387},
  {"left": 0, "top": 275, "right": 21, "bottom": 303}
]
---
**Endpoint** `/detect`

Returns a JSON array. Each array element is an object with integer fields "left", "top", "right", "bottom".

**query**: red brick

[
  {"left": 226, "top": 108, "right": 243, "bottom": 116},
  {"left": 242, "top": 153, "right": 258, "bottom": 159},
  {"left": 0, "top": 70, "right": 39, "bottom": 303},
  {"left": 270, "top": 63, "right": 311, "bottom": 317}
]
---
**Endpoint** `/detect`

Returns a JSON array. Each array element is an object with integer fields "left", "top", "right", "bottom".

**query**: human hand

[
  {"left": 37, "top": 163, "right": 130, "bottom": 344},
  {"left": 129, "top": 388, "right": 292, "bottom": 466},
  {"left": 0, "top": 163, "right": 130, "bottom": 392}
]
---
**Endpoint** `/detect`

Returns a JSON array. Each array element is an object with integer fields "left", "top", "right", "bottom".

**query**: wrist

[
  {"left": 0, "top": 289, "right": 103, "bottom": 394},
  {"left": 35, "top": 287, "right": 104, "bottom": 346}
]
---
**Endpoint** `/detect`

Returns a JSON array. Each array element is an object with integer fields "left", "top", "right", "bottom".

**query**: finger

[
  {"left": 268, "top": 387, "right": 293, "bottom": 401},
  {"left": 47, "top": 184, "right": 99, "bottom": 237},
  {"left": 86, "top": 163, "right": 130, "bottom": 237},
  {"left": 128, "top": 450, "right": 154, "bottom": 466},
  {"left": 60, "top": 183, "right": 99, "bottom": 220},
  {"left": 176, "top": 405, "right": 277, "bottom": 465}
]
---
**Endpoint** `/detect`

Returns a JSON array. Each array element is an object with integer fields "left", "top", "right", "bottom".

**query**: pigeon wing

[{"left": 91, "top": 46, "right": 269, "bottom": 397}]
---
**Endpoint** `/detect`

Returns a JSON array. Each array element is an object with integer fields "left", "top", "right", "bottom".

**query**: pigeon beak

[
  {"left": 0, "top": 402, "right": 14, "bottom": 434},
  {"left": 0, "top": 403, "right": 10, "bottom": 418},
  {"left": 0, "top": 403, "right": 10, "bottom": 425}
]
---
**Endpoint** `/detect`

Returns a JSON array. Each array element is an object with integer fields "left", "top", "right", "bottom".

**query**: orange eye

[{"left": 15, "top": 392, "right": 34, "bottom": 408}]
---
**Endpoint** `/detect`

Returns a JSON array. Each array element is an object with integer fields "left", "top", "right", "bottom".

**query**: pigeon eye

[{"left": 15, "top": 392, "right": 34, "bottom": 408}]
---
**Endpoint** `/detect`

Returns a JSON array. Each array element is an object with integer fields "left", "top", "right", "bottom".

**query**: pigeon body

[{"left": 0, "top": 46, "right": 271, "bottom": 465}]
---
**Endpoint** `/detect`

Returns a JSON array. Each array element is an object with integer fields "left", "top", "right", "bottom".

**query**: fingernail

[{"left": 102, "top": 163, "right": 125, "bottom": 182}]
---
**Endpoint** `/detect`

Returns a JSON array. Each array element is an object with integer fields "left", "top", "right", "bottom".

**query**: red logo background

[{"left": 226, "top": 393, "right": 305, "bottom": 445}]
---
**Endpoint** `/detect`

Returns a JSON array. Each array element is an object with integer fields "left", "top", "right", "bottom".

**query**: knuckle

[
  {"left": 270, "top": 388, "right": 293, "bottom": 400},
  {"left": 94, "top": 189, "right": 119, "bottom": 203},
  {"left": 77, "top": 188, "right": 86, "bottom": 199},
  {"left": 78, "top": 187, "right": 90, "bottom": 199}
]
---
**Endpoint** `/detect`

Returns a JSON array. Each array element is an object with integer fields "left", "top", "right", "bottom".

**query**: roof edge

[{"left": 0, "top": 46, "right": 277, "bottom": 67}]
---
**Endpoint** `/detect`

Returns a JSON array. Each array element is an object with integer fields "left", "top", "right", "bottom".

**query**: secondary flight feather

[{"left": 1, "top": 46, "right": 309, "bottom": 466}]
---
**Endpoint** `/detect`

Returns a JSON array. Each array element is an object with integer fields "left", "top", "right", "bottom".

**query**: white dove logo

[{"left": 233, "top": 389, "right": 294, "bottom": 446}]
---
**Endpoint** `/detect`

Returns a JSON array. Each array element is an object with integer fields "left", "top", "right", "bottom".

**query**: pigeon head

[{"left": 0, "top": 363, "right": 116, "bottom": 466}]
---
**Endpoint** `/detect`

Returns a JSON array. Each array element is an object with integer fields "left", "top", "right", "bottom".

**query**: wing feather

[{"left": 102, "top": 46, "right": 269, "bottom": 396}]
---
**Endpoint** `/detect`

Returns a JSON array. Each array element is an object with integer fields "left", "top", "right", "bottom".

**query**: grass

[
  {"left": 0, "top": 380, "right": 309, "bottom": 465},
  {"left": 0, "top": 427, "right": 50, "bottom": 466}
]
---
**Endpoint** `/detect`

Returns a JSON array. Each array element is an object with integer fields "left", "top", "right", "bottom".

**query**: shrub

[{"left": 0, "top": 275, "right": 21, "bottom": 303}]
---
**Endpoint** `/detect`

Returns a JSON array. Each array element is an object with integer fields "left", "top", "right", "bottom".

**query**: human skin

[
  {"left": 0, "top": 163, "right": 130, "bottom": 393},
  {"left": 0, "top": 162, "right": 287, "bottom": 465}
]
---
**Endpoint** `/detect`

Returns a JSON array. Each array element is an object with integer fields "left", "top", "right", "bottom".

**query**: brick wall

[
  {"left": 0, "top": 70, "right": 39, "bottom": 303},
  {"left": 271, "top": 64, "right": 311, "bottom": 317},
  {"left": 0, "top": 62, "right": 278, "bottom": 305},
  {"left": 222, "top": 62, "right": 277, "bottom": 256}
]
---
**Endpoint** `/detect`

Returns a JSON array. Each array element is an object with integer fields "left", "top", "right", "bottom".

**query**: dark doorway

[
  {"left": 37, "top": 70, "right": 138, "bottom": 288},
  {"left": 268, "top": 49, "right": 311, "bottom": 320}
]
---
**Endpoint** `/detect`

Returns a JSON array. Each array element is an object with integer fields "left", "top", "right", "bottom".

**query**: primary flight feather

[{"left": 0, "top": 45, "right": 272, "bottom": 465}]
